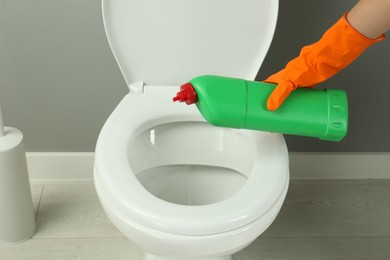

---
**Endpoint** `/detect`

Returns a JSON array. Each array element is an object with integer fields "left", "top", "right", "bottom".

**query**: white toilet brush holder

[{"left": 0, "top": 105, "right": 36, "bottom": 244}]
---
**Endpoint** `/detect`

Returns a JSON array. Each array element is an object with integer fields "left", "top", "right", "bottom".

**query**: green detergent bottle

[{"left": 173, "top": 75, "right": 348, "bottom": 141}]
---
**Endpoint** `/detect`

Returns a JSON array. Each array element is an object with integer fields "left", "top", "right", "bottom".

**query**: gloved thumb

[{"left": 266, "top": 79, "right": 295, "bottom": 111}]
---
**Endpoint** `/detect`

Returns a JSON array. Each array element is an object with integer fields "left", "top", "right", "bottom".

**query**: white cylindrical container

[{"left": 0, "top": 127, "right": 36, "bottom": 243}]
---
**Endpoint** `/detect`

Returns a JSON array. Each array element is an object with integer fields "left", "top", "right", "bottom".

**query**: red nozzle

[{"left": 173, "top": 82, "right": 198, "bottom": 105}]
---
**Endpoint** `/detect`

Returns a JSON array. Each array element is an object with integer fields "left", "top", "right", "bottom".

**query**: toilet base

[{"left": 143, "top": 252, "right": 232, "bottom": 260}]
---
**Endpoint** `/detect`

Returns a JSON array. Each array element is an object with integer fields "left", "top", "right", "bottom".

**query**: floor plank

[
  {"left": 34, "top": 185, "right": 123, "bottom": 239},
  {"left": 2, "top": 180, "right": 390, "bottom": 259},
  {"left": 234, "top": 237, "right": 390, "bottom": 260},
  {"left": 263, "top": 180, "right": 390, "bottom": 237},
  {"left": 0, "top": 238, "right": 142, "bottom": 260},
  {"left": 31, "top": 185, "right": 43, "bottom": 218}
]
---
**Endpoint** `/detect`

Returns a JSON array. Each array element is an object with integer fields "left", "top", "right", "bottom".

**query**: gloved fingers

[
  {"left": 263, "top": 70, "right": 285, "bottom": 84},
  {"left": 266, "top": 80, "right": 295, "bottom": 111}
]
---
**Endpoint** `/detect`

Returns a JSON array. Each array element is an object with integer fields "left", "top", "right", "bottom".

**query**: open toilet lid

[{"left": 102, "top": 0, "right": 278, "bottom": 86}]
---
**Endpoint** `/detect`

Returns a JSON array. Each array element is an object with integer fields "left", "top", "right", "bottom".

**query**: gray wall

[
  {"left": 259, "top": 1, "right": 390, "bottom": 152},
  {"left": 1, "top": 0, "right": 389, "bottom": 152}
]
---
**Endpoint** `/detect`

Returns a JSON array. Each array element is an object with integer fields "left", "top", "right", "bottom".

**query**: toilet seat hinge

[{"left": 129, "top": 81, "right": 145, "bottom": 94}]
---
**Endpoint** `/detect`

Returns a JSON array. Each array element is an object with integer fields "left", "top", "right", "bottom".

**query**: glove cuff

[{"left": 342, "top": 12, "right": 385, "bottom": 46}]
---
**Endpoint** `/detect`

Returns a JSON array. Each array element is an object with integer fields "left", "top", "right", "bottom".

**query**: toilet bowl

[{"left": 94, "top": 1, "right": 288, "bottom": 259}]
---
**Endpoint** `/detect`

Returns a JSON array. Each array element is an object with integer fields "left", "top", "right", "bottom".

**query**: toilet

[{"left": 94, "top": 0, "right": 289, "bottom": 259}]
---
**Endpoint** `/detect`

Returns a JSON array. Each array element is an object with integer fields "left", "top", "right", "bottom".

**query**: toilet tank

[{"left": 102, "top": 0, "right": 278, "bottom": 86}]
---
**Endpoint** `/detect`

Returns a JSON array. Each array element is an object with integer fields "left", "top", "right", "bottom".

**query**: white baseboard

[
  {"left": 289, "top": 152, "right": 390, "bottom": 179},
  {"left": 25, "top": 152, "right": 390, "bottom": 181},
  {"left": 26, "top": 153, "right": 94, "bottom": 181}
]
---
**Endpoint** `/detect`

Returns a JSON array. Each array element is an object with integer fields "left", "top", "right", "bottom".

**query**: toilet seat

[{"left": 94, "top": 86, "right": 289, "bottom": 236}]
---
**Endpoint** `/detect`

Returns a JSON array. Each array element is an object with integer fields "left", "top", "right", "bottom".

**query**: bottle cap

[{"left": 173, "top": 82, "right": 198, "bottom": 105}]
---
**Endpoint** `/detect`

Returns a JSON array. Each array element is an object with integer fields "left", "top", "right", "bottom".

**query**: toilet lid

[{"left": 102, "top": 0, "right": 278, "bottom": 86}]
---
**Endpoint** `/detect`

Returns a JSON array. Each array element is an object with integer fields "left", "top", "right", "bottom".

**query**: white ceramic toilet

[{"left": 94, "top": 0, "right": 289, "bottom": 259}]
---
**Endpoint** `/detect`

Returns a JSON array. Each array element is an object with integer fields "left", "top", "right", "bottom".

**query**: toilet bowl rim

[{"left": 95, "top": 170, "right": 289, "bottom": 242}]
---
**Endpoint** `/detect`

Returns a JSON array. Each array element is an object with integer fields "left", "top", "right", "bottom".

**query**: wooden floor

[{"left": 1, "top": 180, "right": 390, "bottom": 259}]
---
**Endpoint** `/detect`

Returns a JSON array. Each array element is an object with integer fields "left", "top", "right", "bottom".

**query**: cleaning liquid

[{"left": 173, "top": 75, "right": 348, "bottom": 141}]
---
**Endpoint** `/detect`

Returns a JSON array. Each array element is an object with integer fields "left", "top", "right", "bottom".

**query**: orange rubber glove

[{"left": 264, "top": 13, "right": 385, "bottom": 111}]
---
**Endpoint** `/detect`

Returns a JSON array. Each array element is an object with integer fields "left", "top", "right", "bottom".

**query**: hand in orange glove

[{"left": 264, "top": 13, "right": 385, "bottom": 111}]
